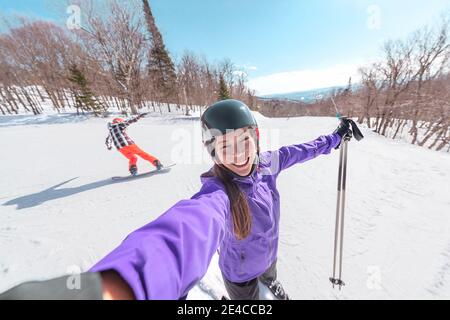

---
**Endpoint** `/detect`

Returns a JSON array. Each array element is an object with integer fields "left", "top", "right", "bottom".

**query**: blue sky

[{"left": 0, "top": 0, "right": 449, "bottom": 94}]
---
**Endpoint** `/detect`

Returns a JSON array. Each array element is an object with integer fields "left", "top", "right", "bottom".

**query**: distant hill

[{"left": 259, "top": 86, "right": 344, "bottom": 103}]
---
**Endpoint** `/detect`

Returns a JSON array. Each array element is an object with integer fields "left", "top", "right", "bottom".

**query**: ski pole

[
  {"left": 331, "top": 97, "right": 342, "bottom": 118},
  {"left": 329, "top": 99, "right": 364, "bottom": 290},
  {"left": 330, "top": 132, "right": 351, "bottom": 290}
]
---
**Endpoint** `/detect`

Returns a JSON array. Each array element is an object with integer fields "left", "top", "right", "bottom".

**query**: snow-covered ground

[{"left": 0, "top": 111, "right": 449, "bottom": 299}]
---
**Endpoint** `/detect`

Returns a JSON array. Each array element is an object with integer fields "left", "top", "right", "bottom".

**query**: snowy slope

[{"left": 0, "top": 112, "right": 449, "bottom": 299}]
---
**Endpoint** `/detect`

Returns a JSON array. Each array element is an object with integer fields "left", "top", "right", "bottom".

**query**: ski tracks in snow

[{"left": 427, "top": 243, "right": 450, "bottom": 298}]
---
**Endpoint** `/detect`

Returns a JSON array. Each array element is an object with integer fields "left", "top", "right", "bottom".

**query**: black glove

[
  {"left": 105, "top": 136, "right": 113, "bottom": 151},
  {"left": 333, "top": 117, "right": 364, "bottom": 149},
  {"left": 334, "top": 118, "right": 352, "bottom": 139}
]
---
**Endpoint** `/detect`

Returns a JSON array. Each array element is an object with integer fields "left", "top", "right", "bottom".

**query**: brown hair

[{"left": 214, "top": 164, "right": 252, "bottom": 240}]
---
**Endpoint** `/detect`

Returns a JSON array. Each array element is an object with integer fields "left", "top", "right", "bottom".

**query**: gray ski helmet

[{"left": 201, "top": 99, "right": 259, "bottom": 157}]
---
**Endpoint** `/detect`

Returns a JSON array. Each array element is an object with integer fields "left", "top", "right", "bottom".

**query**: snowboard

[{"left": 112, "top": 163, "right": 176, "bottom": 181}]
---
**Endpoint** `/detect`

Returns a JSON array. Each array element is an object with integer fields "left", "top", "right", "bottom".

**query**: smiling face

[{"left": 214, "top": 127, "right": 258, "bottom": 177}]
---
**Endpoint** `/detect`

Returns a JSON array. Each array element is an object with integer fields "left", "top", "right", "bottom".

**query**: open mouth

[{"left": 233, "top": 157, "right": 250, "bottom": 168}]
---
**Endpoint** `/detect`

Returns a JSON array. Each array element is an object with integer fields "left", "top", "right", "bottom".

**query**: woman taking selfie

[{"left": 0, "top": 99, "right": 355, "bottom": 300}]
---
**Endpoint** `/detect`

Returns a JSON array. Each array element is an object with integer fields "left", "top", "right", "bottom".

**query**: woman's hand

[
  {"left": 101, "top": 271, "right": 135, "bottom": 300},
  {"left": 333, "top": 118, "right": 364, "bottom": 149},
  {"left": 334, "top": 118, "right": 352, "bottom": 139}
]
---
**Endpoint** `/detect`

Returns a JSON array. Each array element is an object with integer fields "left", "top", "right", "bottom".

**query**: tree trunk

[
  {"left": 0, "top": 102, "right": 6, "bottom": 115},
  {"left": 11, "top": 87, "right": 28, "bottom": 113},
  {"left": 0, "top": 88, "right": 14, "bottom": 114},
  {"left": 428, "top": 126, "right": 446, "bottom": 150},
  {"left": 392, "top": 119, "right": 405, "bottom": 140},
  {"left": 419, "top": 120, "right": 443, "bottom": 147}
]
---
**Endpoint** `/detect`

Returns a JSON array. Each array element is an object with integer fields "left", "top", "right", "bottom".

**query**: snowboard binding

[
  {"left": 130, "top": 165, "right": 138, "bottom": 176},
  {"left": 153, "top": 160, "right": 163, "bottom": 171},
  {"left": 264, "top": 280, "right": 290, "bottom": 300}
]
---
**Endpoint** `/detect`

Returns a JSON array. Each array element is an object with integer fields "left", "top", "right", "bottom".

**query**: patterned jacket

[{"left": 106, "top": 115, "right": 143, "bottom": 150}]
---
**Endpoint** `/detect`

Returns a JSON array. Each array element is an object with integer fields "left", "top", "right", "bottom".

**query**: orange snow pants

[{"left": 119, "top": 144, "right": 158, "bottom": 169}]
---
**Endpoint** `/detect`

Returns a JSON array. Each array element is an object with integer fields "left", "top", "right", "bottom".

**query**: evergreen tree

[
  {"left": 68, "top": 64, "right": 105, "bottom": 116},
  {"left": 218, "top": 73, "right": 231, "bottom": 101},
  {"left": 142, "top": 0, "right": 177, "bottom": 111}
]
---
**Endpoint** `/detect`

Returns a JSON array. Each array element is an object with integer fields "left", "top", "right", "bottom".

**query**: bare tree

[{"left": 79, "top": 0, "right": 147, "bottom": 114}]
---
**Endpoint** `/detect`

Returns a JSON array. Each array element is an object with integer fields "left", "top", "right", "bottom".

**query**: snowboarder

[
  {"left": 105, "top": 114, "right": 164, "bottom": 175},
  {"left": 0, "top": 100, "right": 357, "bottom": 300}
]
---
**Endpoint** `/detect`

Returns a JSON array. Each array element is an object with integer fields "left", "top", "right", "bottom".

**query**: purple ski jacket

[{"left": 90, "top": 133, "right": 341, "bottom": 299}]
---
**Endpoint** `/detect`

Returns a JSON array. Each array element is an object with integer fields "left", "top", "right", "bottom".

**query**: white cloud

[
  {"left": 233, "top": 70, "right": 247, "bottom": 77},
  {"left": 237, "top": 64, "right": 258, "bottom": 72},
  {"left": 245, "top": 65, "right": 258, "bottom": 71},
  {"left": 248, "top": 64, "right": 361, "bottom": 95}
]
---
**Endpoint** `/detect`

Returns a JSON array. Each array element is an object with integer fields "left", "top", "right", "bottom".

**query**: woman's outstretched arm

[
  {"left": 261, "top": 133, "right": 341, "bottom": 176},
  {"left": 0, "top": 182, "right": 228, "bottom": 300},
  {"left": 90, "top": 181, "right": 229, "bottom": 300}
]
